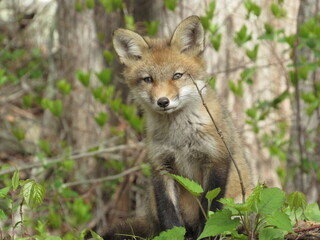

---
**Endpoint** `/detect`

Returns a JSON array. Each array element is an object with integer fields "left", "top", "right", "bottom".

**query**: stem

[
  {"left": 196, "top": 197, "right": 208, "bottom": 221},
  {"left": 20, "top": 199, "right": 24, "bottom": 236},
  {"left": 11, "top": 191, "right": 15, "bottom": 240},
  {"left": 189, "top": 74, "right": 246, "bottom": 203}
]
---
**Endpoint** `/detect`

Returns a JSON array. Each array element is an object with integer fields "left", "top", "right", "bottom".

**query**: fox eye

[
  {"left": 143, "top": 76, "right": 153, "bottom": 83},
  {"left": 173, "top": 73, "right": 183, "bottom": 80}
]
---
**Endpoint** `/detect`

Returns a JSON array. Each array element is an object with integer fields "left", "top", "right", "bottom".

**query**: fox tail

[{"left": 103, "top": 216, "right": 159, "bottom": 240}]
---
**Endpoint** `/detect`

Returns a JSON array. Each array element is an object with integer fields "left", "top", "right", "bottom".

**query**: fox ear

[
  {"left": 113, "top": 29, "right": 149, "bottom": 64},
  {"left": 170, "top": 16, "right": 205, "bottom": 56}
]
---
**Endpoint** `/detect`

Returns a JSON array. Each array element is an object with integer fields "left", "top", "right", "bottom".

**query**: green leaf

[
  {"left": 305, "top": 203, "right": 320, "bottom": 222},
  {"left": 164, "top": 0, "right": 177, "bottom": 11},
  {"left": 210, "top": 33, "right": 222, "bottom": 51},
  {"left": 206, "top": 188, "right": 220, "bottom": 201},
  {"left": 0, "top": 209, "right": 6, "bottom": 220},
  {"left": 0, "top": 69, "right": 8, "bottom": 85},
  {"left": 76, "top": 70, "right": 91, "bottom": 87},
  {"left": 270, "top": 3, "right": 287, "bottom": 18},
  {"left": 96, "top": 68, "right": 112, "bottom": 86},
  {"left": 12, "top": 127, "right": 25, "bottom": 141},
  {"left": 99, "top": 0, "right": 113, "bottom": 12},
  {"left": 197, "top": 209, "right": 240, "bottom": 239},
  {"left": 86, "top": 0, "right": 94, "bottom": 9},
  {"left": 103, "top": 50, "right": 114, "bottom": 64},
  {"left": 257, "top": 188, "right": 285, "bottom": 215},
  {"left": 246, "top": 108, "right": 257, "bottom": 119},
  {"left": 288, "top": 191, "right": 307, "bottom": 211},
  {"left": 22, "top": 95, "right": 33, "bottom": 108},
  {"left": 219, "top": 198, "right": 250, "bottom": 212},
  {"left": 153, "top": 226, "right": 186, "bottom": 240},
  {"left": 12, "top": 169, "right": 20, "bottom": 191},
  {"left": 38, "top": 139, "right": 52, "bottom": 156},
  {"left": 51, "top": 100, "right": 63, "bottom": 117},
  {"left": 0, "top": 186, "right": 11, "bottom": 199},
  {"left": 57, "top": 79, "right": 72, "bottom": 95},
  {"left": 144, "top": 21, "right": 159, "bottom": 37},
  {"left": 124, "top": 15, "right": 135, "bottom": 31},
  {"left": 265, "top": 211, "right": 293, "bottom": 232},
  {"left": 246, "top": 44, "right": 259, "bottom": 61},
  {"left": 21, "top": 179, "right": 45, "bottom": 208},
  {"left": 169, "top": 174, "right": 203, "bottom": 197},
  {"left": 271, "top": 90, "right": 289, "bottom": 107},
  {"left": 228, "top": 80, "right": 244, "bottom": 97},
  {"left": 90, "top": 230, "right": 103, "bottom": 240},
  {"left": 240, "top": 67, "right": 256, "bottom": 83},
  {"left": 259, "top": 228, "right": 285, "bottom": 240},
  {"left": 95, "top": 112, "right": 108, "bottom": 127},
  {"left": 75, "top": 0, "right": 83, "bottom": 12},
  {"left": 234, "top": 25, "right": 252, "bottom": 47},
  {"left": 245, "top": 0, "right": 261, "bottom": 18}
]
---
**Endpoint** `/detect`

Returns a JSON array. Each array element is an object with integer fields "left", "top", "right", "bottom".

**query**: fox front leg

[
  {"left": 152, "top": 169, "right": 184, "bottom": 231},
  {"left": 196, "top": 162, "right": 230, "bottom": 237}
]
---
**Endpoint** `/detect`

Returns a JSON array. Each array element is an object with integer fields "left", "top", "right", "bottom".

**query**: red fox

[{"left": 106, "top": 16, "right": 253, "bottom": 240}]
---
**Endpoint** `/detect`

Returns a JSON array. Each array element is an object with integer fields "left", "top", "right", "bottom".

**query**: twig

[
  {"left": 20, "top": 199, "right": 24, "bottom": 236},
  {"left": 62, "top": 165, "right": 143, "bottom": 188},
  {"left": 11, "top": 191, "right": 15, "bottom": 240},
  {"left": 0, "top": 143, "right": 144, "bottom": 176},
  {"left": 189, "top": 74, "right": 246, "bottom": 203},
  {"left": 294, "top": 225, "right": 320, "bottom": 233}
]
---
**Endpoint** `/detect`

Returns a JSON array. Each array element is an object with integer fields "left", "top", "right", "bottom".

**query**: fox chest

[{"left": 147, "top": 113, "right": 217, "bottom": 180}]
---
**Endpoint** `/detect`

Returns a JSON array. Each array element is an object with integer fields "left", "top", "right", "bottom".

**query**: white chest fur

[{"left": 146, "top": 107, "right": 217, "bottom": 180}]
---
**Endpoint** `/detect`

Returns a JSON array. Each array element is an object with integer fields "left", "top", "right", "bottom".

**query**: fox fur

[{"left": 106, "top": 15, "right": 253, "bottom": 240}]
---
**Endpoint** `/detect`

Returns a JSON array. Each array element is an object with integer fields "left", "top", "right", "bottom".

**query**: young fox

[{"left": 107, "top": 16, "right": 253, "bottom": 239}]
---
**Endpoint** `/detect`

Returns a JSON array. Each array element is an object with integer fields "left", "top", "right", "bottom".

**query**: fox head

[{"left": 113, "top": 16, "right": 207, "bottom": 114}]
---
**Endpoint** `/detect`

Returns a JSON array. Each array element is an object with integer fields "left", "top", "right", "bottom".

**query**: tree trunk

[
  {"left": 286, "top": 0, "right": 320, "bottom": 202},
  {"left": 56, "top": 0, "right": 106, "bottom": 162}
]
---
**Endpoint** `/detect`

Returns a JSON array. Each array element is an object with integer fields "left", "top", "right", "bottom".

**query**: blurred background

[{"left": 0, "top": 0, "right": 319, "bottom": 238}]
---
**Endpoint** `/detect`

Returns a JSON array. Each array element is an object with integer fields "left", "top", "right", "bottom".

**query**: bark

[
  {"left": 56, "top": 0, "right": 106, "bottom": 158},
  {"left": 286, "top": 0, "right": 320, "bottom": 202}
]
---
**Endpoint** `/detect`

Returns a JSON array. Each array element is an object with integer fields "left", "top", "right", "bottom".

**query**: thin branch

[
  {"left": 189, "top": 74, "right": 246, "bottom": 203},
  {"left": 0, "top": 143, "right": 144, "bottom": 176},
  {"left": 62, "top": 165, "right": 143, "bottom": 188},
  {"left": 294, "top": 224, "right": 320, "bottom": 233}
]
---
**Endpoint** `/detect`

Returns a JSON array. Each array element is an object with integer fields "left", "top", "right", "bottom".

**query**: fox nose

[{"left": 157, "top": 97, "right": 170, "bottom": 108}]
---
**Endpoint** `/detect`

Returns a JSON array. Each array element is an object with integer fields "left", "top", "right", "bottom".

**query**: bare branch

[
  {"left": 0, "top": 143, "right": 144, "bottom": 176},
  {"left": 62, "top": 165, "right": 143, "bottom": 188}
]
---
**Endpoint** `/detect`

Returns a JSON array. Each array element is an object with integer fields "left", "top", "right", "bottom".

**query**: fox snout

[{"left": 157, "top": 97, "right": 170, "bottom": 108}]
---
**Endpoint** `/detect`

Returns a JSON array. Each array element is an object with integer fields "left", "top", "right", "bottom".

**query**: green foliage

[
  {"left": 21, "top": 179, "right": 45, "bottom": 208},
  {"left": 152, "top": 226, "right": 185, "bottom": 240},
  {"left": 164, "top": 0, "right": 178, "bottom": 11},
  {"left": 246, "top": 44, "right": 259, "bottom": 61},
  {"left": 124, "top": 15, "right": 136, "bottom": 31},
  {"left": 144, "top": 21, "right": 159, "bottom": 37},
  {"left": 198, "top": 209, "right": 240, "bottom": 239},
  {"left": 168, "top": 173, "right": 204, "bottom": 197},
  {"left": 96, "top": 68, "right": 112, "bottom": 85},
  {"left": 42, "top": 98, "right": 63, "bottom": 117},
  {"left": 245, "top": 0, "right": 261, "bottom": 18},
  {"left": 57, "top": 79, "right": 72, "bottom": 95},
  {"left": 270, "top": 2, "right": 287, "bottom": 18},
  {"left": 76, "top": 70, "right": 91, "bottom": 87},
  {"left": 86, "top": 0, "right": 94, "bottom": 9},
  {"left": 95, "top": 112, "right": 108, "bottom": 127},
  {"left": 151, "top": 175, "right": 320, "bottom": 240},
  {"left": 234, "top": 25, "right": 252, "bottom": 47},
  {"left": 288, "top": 191, "right": 307, "bottom": 212}
]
